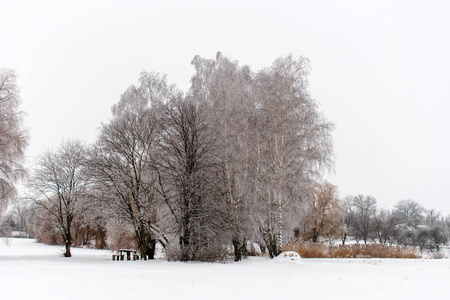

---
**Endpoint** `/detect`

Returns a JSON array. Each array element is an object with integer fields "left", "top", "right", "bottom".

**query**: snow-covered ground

[{"left": 1, "top": 239, "right": 449, "bottom": 300}]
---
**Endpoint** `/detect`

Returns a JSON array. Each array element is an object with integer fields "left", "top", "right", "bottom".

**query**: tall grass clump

[{"left": 284, "top": 242, "right": 420, "bottom": 259}]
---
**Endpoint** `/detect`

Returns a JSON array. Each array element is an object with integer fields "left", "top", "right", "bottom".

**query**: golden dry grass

[{"left": 283, "top": 242, "right": 420, "bottom": 259}]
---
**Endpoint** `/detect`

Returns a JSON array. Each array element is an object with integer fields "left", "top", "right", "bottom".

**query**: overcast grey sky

[{"left": 1, "top": 0, "right": 449, "bottom": 214}]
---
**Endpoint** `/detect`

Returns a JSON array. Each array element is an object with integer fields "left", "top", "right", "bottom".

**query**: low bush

[
  {"left": 331, "top": 244, "right": 419, "bottom": 258},
  {"left": 33, "top": 217, "right": 63, "bottom": 246},
  {"left": 284, "top": 242, "right": 420, "bottom": 259},
  {"left": 107, "top": 227, "right": 136, "bottom": 251},
  {"left": 284, "top": 242, "right": 330, "bottom": 258}
]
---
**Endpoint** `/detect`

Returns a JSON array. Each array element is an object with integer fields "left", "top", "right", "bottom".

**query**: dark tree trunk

[
  {"left": 147, "top": 238, "right": 157, "bottom": 259},
  {"left": 63, "top": 219, "right": 72, "bottom": 257},
  {"left": 233, "top": 237, "right": 247, "bottom": 262},
  {"left": 63, "top": 232, "right": 72, "bottom": 257},
  {"left": 312, "top": 228, "right": 319, "bottom": 243},
  {"left": 95, "top": 226, "right": 107, "bottom": 249},
  {"left": 262, "top": 226, "right": 280, "bottom": 258},
  {"left": 64, "top": 242, "right": 71, "bottom": 257},
  {"left": 179, "top": 234, "right": 192, "bottom": 261}
]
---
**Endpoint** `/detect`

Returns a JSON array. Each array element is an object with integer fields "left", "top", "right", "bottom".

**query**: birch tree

[
  {"left": 254, "top": 55, "right": 334, "bottom": 257},
  {"left": 189, "top": 52, "right": 254, "bottom": 261}
]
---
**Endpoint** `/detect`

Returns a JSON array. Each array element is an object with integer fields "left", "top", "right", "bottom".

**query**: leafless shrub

[
  {"left": 107, "top": 224, "right": 137, "bottom": 251},
  {"left": 33, "top": 208, "right": 63, "bottom": 246}
]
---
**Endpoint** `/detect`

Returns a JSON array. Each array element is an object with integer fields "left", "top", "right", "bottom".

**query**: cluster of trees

[
  {"left": 8, "top": 53, "right": 334, "bottom": 260},
  {"left": 2, "top": 55, "right": 448, "bottom": 261},
  {"left": 344, "top": 197, "right": 450, "bottom": 252},
  {"left": 297, "top": 187, "right": 449, "bottom": 252}
]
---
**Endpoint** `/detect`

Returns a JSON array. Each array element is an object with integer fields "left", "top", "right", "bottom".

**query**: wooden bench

[{"left": 112, "top": 254, "right": 125, "bottom": 261}]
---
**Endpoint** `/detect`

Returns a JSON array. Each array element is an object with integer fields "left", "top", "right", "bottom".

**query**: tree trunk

[
  {"left": 147, "top": 238, "right": 156, "bottom": 259},
  {"left": 232, "top": 236, "right": 247, "bottom": 262},
  {"left": 276, "top": 193, "right": 283, "bottom": 256},
  {"left": 63, "top": 220, "right": 72, "bottom": 257},
  {"left": 64, "top": 242, "right": 71, "bottom": 257},
  {"left": 64, "top": 233, "right": 72, "bottom": 257},
  {"left": 262, "top": 225, "right": 278, "bottom": 258},
  {"left": 312, "top": 230, "right": 319, "bottom": 243},
  {"left": 342, "top": 232, "right": 347, "bottom": 245}
]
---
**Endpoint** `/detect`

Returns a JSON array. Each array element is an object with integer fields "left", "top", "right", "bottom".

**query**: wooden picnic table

[
  {"left": 111, "top": 249, "right": 147, "bottom": 261},
  {"left": 119, "top": 249, "right": 138, "bottom": 261},
  {"left": 112, "top": 249, "right": 140, "bottom": 261}
]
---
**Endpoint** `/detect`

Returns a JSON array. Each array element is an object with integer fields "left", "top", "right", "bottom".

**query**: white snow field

[{"left": 1, "top": 239, "right": 449, "bottom": 300}]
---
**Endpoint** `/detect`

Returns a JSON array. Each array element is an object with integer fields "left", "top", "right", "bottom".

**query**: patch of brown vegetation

[{"left": 284, "top": 242, "right": 420, "bottom": 259}]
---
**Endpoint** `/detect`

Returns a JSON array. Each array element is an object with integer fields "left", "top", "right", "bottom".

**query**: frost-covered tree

[
  {"left": 339, "top": 197, "right": 353, "bottom": 245},
  {"left": 189, "top": 53, "right": 334, "bottom": 258},
  {"left": 30, "top": 140, "right": 88, "bottom": 257},
  {"left": 88, "top": 72, "right": 172, "bottom": 259},
  {"left": 393, "top": 199, "right": 424, "bottom": 230},
  {"left": 348, "top": 195, "right": 377, "bottom": 244},
  {"left": 156, "top": 97, "right": 228, "bottom": 261},
  {"left": 254, "top": 55, "right": 334, "bottom": 257},
  {"left": 189, "top": 53, "right": 254, "bottom": 261},
  {"left": 71, "top": 197, "right": 107, "bottom": 249},
  {"left": 428, "top": 225, "right": 447, "bottom": 251},
  {"left": 373, "top": 208, "right": 397, "bottom": 245},
  {"left": 425, "top": 209, "right": 441, "bottom": 227},
  {"left": 11, "top": 197, "right": 34, "bottom": 238},
  {"left": 0, "top": 68, "right": 28, "bottom": 218}
]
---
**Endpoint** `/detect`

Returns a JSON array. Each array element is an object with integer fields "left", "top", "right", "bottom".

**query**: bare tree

[
  {"left": 425, "top": 209, "right": 441, "bottom": 226},
  {"left": 156, "top": 97, "right": 228, "bottom": 261},
  {"left": 11, "top": 197, "right": 34, "bottom": 238},
  {"left": 428, "top": 225, "right": 448, "bottom": 251},
  {"left": 300, "top": 181, "right": 344, "bottom": 243},
  {"left": 373, "top": 208, "right": 397, "bottom": 245},
  {"left": 393, "top": 199, "right": 424, "bottom": 230},
  {"left": 0, "top": 68, "right": 28, "bottom": 217},
  {"left": 88, "top": 76, "right": 167, "bottom": 259},
  {"left": 348, "top": 195, "right": 377, "bottom": 244},
  {"left": 30, "top": 140, "right": 88, "bottom": 257},
  {"left": 71, "top": 196, "right": 107, "bottom": 248},
  {"left": 339, "top": 197, "right": 353, "bottom": 245}
]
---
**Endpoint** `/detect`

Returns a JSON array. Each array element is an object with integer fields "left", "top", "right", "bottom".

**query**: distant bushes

[
  {"left": 34, "top": 215, "right": 132, "bottom": 251},
  {"left": 34, "top": 218, "right": 63, "bottom": 245},
  {"left": 106, "top": 226, "right": 136, "bottom": 251},
  {"left": 284, "top": 242, "right": 420, "bottom": 259}
]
